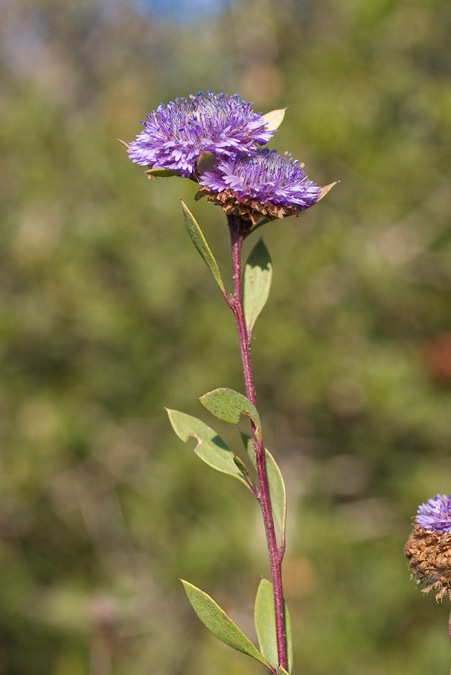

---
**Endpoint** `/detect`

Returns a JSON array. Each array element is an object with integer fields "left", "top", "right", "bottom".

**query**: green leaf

[
  {"left": 144, "top": 167, "right": 181, "bottom": 177},
  {"left": 279, "top": 668, "right": 290, "bottom": 675},
  {"left": 199, "top": 388, "right": 261, "bottom": 430},
  {"left": 254, "top": 579, "right": 293, "bottom": 673},
  {"left": 254, "top": 579, "right": 278, "bottom": 669},
  {"left": 181, "top": 580, "right": 271, "bottom": 668},
  {"left": 241, "top": 433, "right": 286, "bottom": 536},
  {"left": 166, "top": 409, "right": 251, "bottom": 488},
  {"left": 244, "top": 238, "right": 272, "bottom": 334},
  {"left": 233, "top": 455, "right": 253, "bottom": 486},
  {"left": 262, "top": 108, "right": 287, "bottom": 131},
  {"left": 181, "top": 200, "right": 226, "bottom": 294}
]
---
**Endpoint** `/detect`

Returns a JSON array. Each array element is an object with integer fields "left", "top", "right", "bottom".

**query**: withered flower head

[{"left": 405, "top": 495, "right": 451, "bottom": 601}]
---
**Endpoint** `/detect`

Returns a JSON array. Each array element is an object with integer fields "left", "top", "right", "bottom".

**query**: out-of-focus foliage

[{"left": 1, "top": 0, "right": 451, "bottom": 673}]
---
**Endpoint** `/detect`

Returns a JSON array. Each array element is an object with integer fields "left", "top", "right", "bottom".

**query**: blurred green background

[{"left": 1, "top": 0, "right": 451, "bottom": 673}]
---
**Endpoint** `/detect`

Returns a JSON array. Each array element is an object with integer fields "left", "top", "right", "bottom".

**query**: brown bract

[
  {"left": 405, "top": 525, "right": 451, "bottom": 601},
  {"left": 197, "top": 187, "right": 307, "bottom": 225}
]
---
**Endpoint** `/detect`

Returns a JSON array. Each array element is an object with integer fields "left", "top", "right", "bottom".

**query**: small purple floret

[
  {"left": 128, "top": 91, "right": 275, "bottom": 178},
  {"left": 416, "top": 494, "right": 451, "bottom": 533},
  {"left": 199, "top": 148, "right": 321, "bottom": 209}
]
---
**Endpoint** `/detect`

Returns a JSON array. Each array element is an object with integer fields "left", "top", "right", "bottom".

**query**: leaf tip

[{"left": 318, "top": 181, "right": 340, "bottom": 201}]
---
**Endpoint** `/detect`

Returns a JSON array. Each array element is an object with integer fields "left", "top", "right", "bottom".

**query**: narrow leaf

[
  {"left": 254, "top": 579, "right": 293, "bottom": 673},
  {"left": 199, "top": 388, "right": 261, "bottom": 430},
  {"left": 181, "top": 580, "right": 271, "bottom": 668},
  {"left": 181, "top": 200, "right": 226, "bottom": 294},
  {"left": 244, "top": 238, "right": 272, "bottom": 334},
  {"left": 241, "top": 433, "right": 286, "bottom": 536},
  {"left": 279, "top": 668, "right": 290, "bottom": 675},
  {"left": 166, "top": 409, "right": 251, "bottom": 487},
  {"left": 233, "top": 455, "right": 254, "bottom": 487},
  {"left": 262, "top": 108, "right": 287, "bottom": 131},
  {"left": 117, "top": 138, "right": 130, "bottom": 149},
  {"left": 144, "top": 168, "right": 180, "bottom": 178},
  {"left": 254, "top": 579, "right": 278, "bottom": 668}
]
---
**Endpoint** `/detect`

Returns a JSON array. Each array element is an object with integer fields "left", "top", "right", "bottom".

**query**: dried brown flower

[{"left": 405, "top": 525, "right": 451, "bottom": 601}]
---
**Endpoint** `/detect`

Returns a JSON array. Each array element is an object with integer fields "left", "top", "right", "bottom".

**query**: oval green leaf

[
  {"left": 181, "top": 580, "right": 271, "bottom": 668},
  {"left": 199, "top": 388, "right": 261, "bottom": 430},
  {"left": 241, "top": 433, "right": 286, "bottom": 537},
  {"left": 181, "top": 200, "right": 226, "bottom": 294},
  {"left": 254, "top": 578, "right": 293, "bottom": 673},
  {"left": 166, "top": 409, "right": 251, "bottom": 488},
  {"left": 244, "top": 238, "right": 272, "bottom": 335},
  {"left": 262, "top": 108, "right": 287, "bottom": 131}
]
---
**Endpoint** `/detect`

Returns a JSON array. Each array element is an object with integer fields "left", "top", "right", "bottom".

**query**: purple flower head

[
  {"left": 128, "top": 91, "right": 275, "bottom": 178},
  {"left": 198, "top": 148, "right": 325, "bottom": 225},
  {"left": 416, "top": 494, "right": 451, "bottom": 533}
]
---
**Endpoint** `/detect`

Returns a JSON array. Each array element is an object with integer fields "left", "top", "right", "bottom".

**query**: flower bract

[
  {"left": 198, "top": 148, "right": 324, "bottom": 225},
  {"left": 128, "top": 91, "right": 275, "bottom": 178}
]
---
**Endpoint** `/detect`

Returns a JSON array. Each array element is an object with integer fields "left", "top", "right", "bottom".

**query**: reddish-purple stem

[
  {"left": 449, "top": 610, "right": 451, "bottom": 675},
  {"left": 226, "top": 214, "right": 287, "bottom": 673}
]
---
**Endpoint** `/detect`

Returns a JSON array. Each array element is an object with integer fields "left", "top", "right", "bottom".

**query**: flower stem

[
  {"left": 226, "top": 214, "right": 288, "bottom": 672},
  {"left": 449, "top": 610, "right": 451, "bottom": 675}
]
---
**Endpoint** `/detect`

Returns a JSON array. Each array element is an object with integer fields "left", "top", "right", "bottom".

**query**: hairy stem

[{"left": 227, "top": 214, "right": 287, "bottom": 672}]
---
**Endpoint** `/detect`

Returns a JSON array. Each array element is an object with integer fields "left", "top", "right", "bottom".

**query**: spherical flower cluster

[
  {"left": 405, "top": 495, "right": 451, "bottom": 601},
  {"left": 416, "top": 494, "right": 451, "bottom": 533},
  {"left": 127, "top": 91, "right": 334, "bottom": 226},
  {"left": 198, "top": 148, "right": 322, "bottom": 224},
  {"left": 128, "top": 91, "right": 275, "bottom": 178}
]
